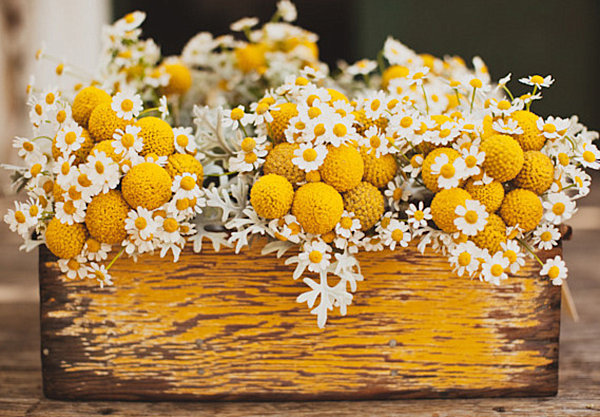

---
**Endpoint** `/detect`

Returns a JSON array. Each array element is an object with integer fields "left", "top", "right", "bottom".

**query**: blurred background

[{"left": 0, "top": 0, "right": 599, "bottom": 297}]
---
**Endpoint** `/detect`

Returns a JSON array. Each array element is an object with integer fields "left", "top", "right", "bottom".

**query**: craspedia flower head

[
  {"left": 327, "top": 88, "right": 349, "bottom": 104},
  {"left": 136, "top": 116, "right": 175, "bottom": 156},
  {"left": 234, "top": 43, "right": 267, "bottom": 74},
  {"left": 85, "top": 190, "right": 130, "bottom": 244},
  {"left": 499, "top": 188, "right": 543, "bottom": 232},
  {"left": 510, "top": 110, "right": 546, "bottom": 151},
  {"left": 267, "top": 102, "right": 298, "bottom": 143},
  {"left": 165, "top": 153, "right": 204, "bottom": 185},
  {"left": 480, "top": 134, "right": 524, "bottom": 182},
  {"left": 263, "top": 143, "right": 305, "bottom": 184},
  {"left": 250, "top": 174, "right": 294, "bottom": 219},
  {"left": 381, "top": 65, "right": 409, "bottom": 89},
  {"left": 343, "top": 181, "right": 384, "bottom": 231},
  {"left": 292, "top": 182, "right": 344, "bottom": 235},
  {"left": 90, "top": 140, "right": 122, "bottom": 163},
  {"left": 513, "top": 151, "right": 554, "bottom": 195},
  {"left": 122, "top": 162, "right": 173, "bottom": 210},
  {"left": 45, "top": 218, "right": 87, "bottom": 259},
  {"left": 421, "top": 147, "right": 461, "bottom": 192},
  {"left": 88, "top": 102, "right": 131, "bottom": 142},
  {"left": 481, "top": 114, "right": 496, "bottom": 141},
  {"left": 465, "top": 178, "right": 505, "bottom": 213},
  {"left": 430, "top": 187, "right": 471, "bottom": 233},
  {"left": 320, "top": 145, "right": 364, "bottom": 192},
  {"left": 471, "top": 213, "right": 506, "bottom": 254},
  {"left": 52, "top": 129, "right": 94, "bottom": 164},
  {"left": 161, "top": 62, "right": 192, "bottom": 96},
  {"left": 71, "top": 86, "right": 111, "bottom": 128},
  {"left": 360, "top": 147, "right": 398, "bottom": 188}
]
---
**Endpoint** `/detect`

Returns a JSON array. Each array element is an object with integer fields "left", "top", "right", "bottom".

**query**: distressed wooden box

[{"left": 39, "top": 240, "right": 561, "bottom": 401}]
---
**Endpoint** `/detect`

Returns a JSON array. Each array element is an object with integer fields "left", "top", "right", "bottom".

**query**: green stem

[
  {"left": 106, "top": 247, "right": 125, "bottom": 271},
  {"left": 206, "top": 171, "right": 238, "bottom": 177},
  {"left": 526, "top": 85, "right": 538, "bottom": 112},
  {"left": 517, "top": 238, "right": 544, "bottom": 267},
  {"left": 376, "top": 50, "right": 386, "bottom": 75},
  {"left": 502, "top": 85, "right": 515, "bottom": 101},
  {"left": 138, "top": 107, "right": 159, "bottom": 117},
  {"left": 32, "top": 135, "right": 53, "bottom": 142},
  {"left": 454, "top": 89, "right": 461, "bottom": 105},
  {"left": 469, "top": 87, "right": 477, "bottom": 113},
  {"left": 421, "top": 84, "right": 429, "bottom": 114}
]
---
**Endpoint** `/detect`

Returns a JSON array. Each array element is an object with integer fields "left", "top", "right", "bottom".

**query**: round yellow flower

[
  {"left": 267, "top": 102, "right": 298, "bottom": 143},
  {"left": 136, "top": 116, "right": 175, "bottom": 156},
  {"left": 71, "top": 86, "right": 111, "bottom": 128},
  {"left": 421, "top": 147, "right": 461, "bottom": 192},
  {"left": 513, "top": 151, "right": 554, "bottom": 195},
  {"left": 45, "top": 218, "right": 87, "bottom": 259},
  {"left": 263, "top": 143, "right": 305, "bottom": 184},
  {"left": 471, "top": 213, "right": 506, "bottom": 253},
  {"left": 90, "top": 140, "right": 122, "bottom": 163},
  {"left": 292, "top": 182, "right": 344, "bottom": 234},
  {"left": 85, "top": 190, "right": 130, "bottom": 244},
  {"left": 161, "top": 62, "right": 192, "bottom": 96},
  {"left": 250, "top": 174, "right": 294, "bottom": 219},
  {"left": 122, "top": 162, "right": 172, "bottom": 210},
  {"left": 480, "top": 134, "right": 524, "bottom": 182},
  {"left": 360, "top": 147, "right": 398, "bottom": 188},
  {"left": 88, "top": 102, "right": 131, "bottom": 142},
  {"left": 327, "top": 88, "right": 349, "bottom": 104},
  {"left": 464, "top": 178, "right": 505, "bottom": 213},
  {"left": 381, "top": 65, "right": 409, "bottom": 89},
  {"left": 343, "top": 181, "right": 384, "bottom": 231},
  {"left": 499, "top": 188, "right": 543, "bottom": 232},
  {"left": 510, "top": 110, "right": 546, "bottom": 151},
  {"left": 52, "top": 128, "right": 94, "bottom": 164},
  {"left": 430, "top": 187, "right": 471, "bottom": 233},
  {"left": 320, "top": 145, "right": 364, "bottom": 192},
  {"left": 234, "top": 43, "right": 267, "bottom": 74},
  {"left": 165, "top": 153, "right": 204, "bottom": 185}
]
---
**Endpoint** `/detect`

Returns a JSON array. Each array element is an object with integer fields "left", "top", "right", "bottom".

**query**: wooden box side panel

[{"left": 39, "top": 242, "right": 560, "bottom": 401}]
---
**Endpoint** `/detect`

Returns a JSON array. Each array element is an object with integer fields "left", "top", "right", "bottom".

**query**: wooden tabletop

[{"left": 1, "top": 194, "right": 599, "bottom": 416}]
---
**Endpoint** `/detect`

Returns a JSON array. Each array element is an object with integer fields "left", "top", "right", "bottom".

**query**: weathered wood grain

[{"left": 38, "top": 240, "right": 561, "bottom": 401}]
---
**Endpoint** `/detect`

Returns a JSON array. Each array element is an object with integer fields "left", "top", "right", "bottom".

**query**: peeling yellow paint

[{"left": 41, "top": 240, "right": 559, "bottom": 396}]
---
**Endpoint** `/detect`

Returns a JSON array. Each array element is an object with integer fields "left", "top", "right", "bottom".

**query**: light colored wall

[{"left": 0, "top": 0, "right": 110, "bottom": 194}]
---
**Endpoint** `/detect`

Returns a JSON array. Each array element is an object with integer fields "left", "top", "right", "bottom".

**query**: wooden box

[{"left": 39, "top": 240, "right": 561, "bottom": 401}]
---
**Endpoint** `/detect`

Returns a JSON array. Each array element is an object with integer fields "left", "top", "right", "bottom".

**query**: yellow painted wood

[{"left": 39, "top": 240, "right": 560, "bottom": 400}]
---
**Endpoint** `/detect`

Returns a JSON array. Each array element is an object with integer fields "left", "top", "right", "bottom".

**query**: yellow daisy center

[
  {"left": 163, "top": 218, "right": 179, "bottom": 233},
  {"left": 56, "top": 110, "right": 67, "bottom": 123},
  {"left": 491, "top": 264, "right": 504, "bottom": 277},
  {"left": 67, "top": 259, "right": 80, "bottom": 270},
  {"left": 391, "top": 229, "right": 404, "bottom": 242},
  {"left": 504, "top": 250, "right": 517, "bottom": 263},
  {"left": 135, "top": 217, "right": 147, "bottom": 230},
  {"left": 400, "top": 116, "right": 413, "bottom": 128},
  {"left": 86, "top": 238, "right": 101, "bottom": 253},
  {"left": 121, "top": 133, "right": 135, "bottom": 148},
  {"left": 230, "top": 108, "right": 244, "bottom": 120},
  {"left": 124, "top": 13, "right": 135, "bottom": 24},
  {"left": 30, "top": 163, "right": 42, "bottom": 177},
  {"left": 458, "top": 252, "right": 471, "bottom": 267},
  {"left": 340, "top": 217, "right": 353, "bottom": 229},
  {"left": 23, "top": 141, "right": 34, "bottom": 152},
  {"left": 552, "top": 202, "right": 565, "bottom": 215},
  {"left": 29, "top": 205, "right": 39, "bottom": 217},
  {"left": 244, "top": 152, "right": 258, "bottom": 164},
  {"left": 35, "top": 104, "right": 43, "bottom": 116},
  {"left": 14, "top": 211, "right": 26, "bottom": 224},
  {"left": 302, "top": 148, "right": 317, "bottom": 162},
  {"left": 120, "top": 99, "right": 134, "bottom": 112},
  {"left": 308, "top": 107, "right": 321, "bottom": 119},
  {"left": 531, "top": 75, "right": 545, "bottom": 85},
  {"left": 255, "top": 103, "right": 269, "bottom": 114},
  {"left": 497, "top": 100, "right": 511, "bottom": 111},
  {"left": 78, "top": 173, "right": 92, "bottom": 188},
  {"left": 61, "top": 162, "right": 70, "bottom": 175},
  {"left": 543, "top": 123, "right": 556, "bottom": 133},
  {"left": 469, "top": 78, "right": 482, "bottom": 88},
  {"left": 440, "top": 163, "right": 455, "bottom": 179},
  {"left": 63, "top": 200, "right": 76, "bottom": 215},
  {"left": 313, "top": 123, "right": 326, "bottom": 137},
  {"left": 295, "top": 76, "right": 308, "bottom": 86},
  {"left": 413, "top": 210, "right": 424, "bottom": 221},
  {"left": 393, "top": 187, "right": 403, "bottom": 201},
  {"left": 369, "top": 135, "right": 381, "bottom": 148},
  {"left": 308, "top": 250, "right": 323, "bottom": 264},
  {"left": 464, "top": 210, "right": 479, "bottom": 224},
  {"left": 582, "top": 150, "right": 595, "bottom": 163},
  {"left": 548, "top": 265, "right": 560, "bottom": 279},
  {"left": 241, "top": 137, "right": 256, "bottom": 152},
  {"left": 540, "top": 231, "right": 553, "bottom": 242},
  {"left": 95, "top": 161, "right": 105, "bottom": 174},
  {"left": 465, "top": 155, "right": 478, "bottom": 168},
  {"left": 45, "top": 92, "right": 55, "bottom": 105},
  {"left": 180, "top": 175, "right": 196, "bottom": 191},
  {"left": 333, "top": 123, "right": 347, "bottom": 137}
]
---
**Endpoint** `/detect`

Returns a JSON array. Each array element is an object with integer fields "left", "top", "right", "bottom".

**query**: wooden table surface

[{"left": 1, "top": 193, "right": 599, "bottom": 417}]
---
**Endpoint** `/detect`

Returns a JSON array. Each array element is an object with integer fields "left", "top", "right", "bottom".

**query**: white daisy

[
  {"left": 4, "top": 201, "right": 34, "bottom": 237},
  {"left": 58, "top": 256, "right": 88, "bottom": 280},
  {"left": 431, "top": 153, "right": 467, "bottom": 189},
  {"left": 55, "top": 199, "right": 86, "bottom": 225},
  {"left": 481, "top": 252, "right": 509, "bottom": 285},
  {"left": 384, "top": 178, "right": 410, "bottom": 210},
  {"left": 448, "top": 241, "right": 482, "bottom": 277},
  {"left": 159, "top": 95, "right": 169, "bottom": 120},
  {"left": 488, "top": 98, "right": 523, "bottom": 118},
  {"left": 382, "top": 219, "right": 411, "bottom": 250},
  {"left": 172, "top": 127, "right": 197, "bottom": 154},
  {"left": 500, "top": 240, "right": 525, "bottom": 274},
  {"left": 54, "top": 154, "right": 78, "bottom": 190},
  {"left": 292, "top": 142, "right": 327, "bottom": 172},
  {"left": 112, "top": 124, "right": 144, "bottom": 157},
  {"left": 172, "top": 173, "right": 202, "bottom": 200},
  {"left": 55, "top": 122, "right": 85, "bottom": 155},
  {"left": 82, "top": 238, "right": 111, "bottom": 262},
  {"left": 82, "top": 151, "right": 121, "bottom": 194},
  {"left": 519, "top": 74, "right": 554, "bottom": 89},
  {"left": 229, "top": 136, "right": 268, "bottom": 172},
  {"left": 87, "top": 262, "right": 113, "bottom": 288},
  {"left": 277, "top": 0, "right": 297, "bottom": 22},
  {"left": 454, "top": 199, "right": 488, "bottom": 236},
  {"left": 13, "top": 137, "right": 42, "bottom": 164},
  {"left": 111, "top": 89, "right": 143, "bottom": 120},
  {"left": 543, "top": 192, "right": 576, "bottom": 224},
  {"left": 403, "top": 153, "right": 424, "bottom": 178},
  {"left": 576, "top": 141, "right": 600, "bottom": 170},
  {"left": 537, "top": 116, "right": 569, "bottom": 140},
  {"left": 540, "top": 255, "right": 568, "bottom": 285},
  {"left": 230, "top": 17, "right": 259, "bottom": 32},
  {"left": 359, "top": 126, "right": 388, "bottom": 157},
  {"left": 492, "top": 118, "right": 524, "bottom": 135},
  {"left": 405, "top": 201, "right": 431, "bottom": 229},
  {"left": 223, "top": 105, "right": 253, "bottom": 130},
  {"left": 298, "top": 240, "right": 331, "bottom": 274},
  {"left": 461, "top": 145, "right": 485, "bottom": 178},
  {"left": 125, "top": 207, "right": 157, "bottom": 241},
  {"left": 430, "top": 121, "right": 460, "bottom": 146},
  {"left": 383, "top": 37, "right": 415, "bottom": 65},
  {"left": 532, "top": 224, "right": 561, "bottom": 251},
  {"left": 335, "top": 211, "right": 361, "bottom": 239},
  {"left": 347, "top": 59, "right": 377, "bottom": 76}
]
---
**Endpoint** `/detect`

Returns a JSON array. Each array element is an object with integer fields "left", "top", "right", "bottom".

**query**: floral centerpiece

[{"left": 4, "top": 1, "right": 599, "bottom": 328}]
